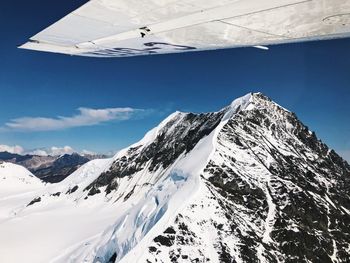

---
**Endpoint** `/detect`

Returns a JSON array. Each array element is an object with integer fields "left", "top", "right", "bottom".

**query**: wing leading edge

[{"left": 20, "top": 0, "right": 350, "bottom": 57}]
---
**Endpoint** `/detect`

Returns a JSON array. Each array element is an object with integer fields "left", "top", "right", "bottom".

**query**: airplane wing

[{"left": 19, "top": 0, "right": 350, "bottom": 57}]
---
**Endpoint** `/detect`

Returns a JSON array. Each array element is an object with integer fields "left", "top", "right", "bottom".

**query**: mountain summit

[{"left": 1, "top": 93, "right": 349, "bottom": 263}]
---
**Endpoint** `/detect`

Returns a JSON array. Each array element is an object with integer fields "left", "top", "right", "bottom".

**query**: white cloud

[
  {"left": 3, "top": 107, "right": 145, "bottom": 131},
  {"left": 81, "top": 149, "right": 96, "bottom": 156},
  {"left": 26, "top": 149, "right": 49, "bottom": 156},
  {"left": 26, "top": 146, "right": 77, "bottom": 156},
  {"left": 0, "top": 144, "right": 24, "bottom": 154},
  {"left": 0, "top": 144, "right": 95, "bottom": 157},
  {"left": 49, "top": 146, "right": 75, "bottom": 156}
]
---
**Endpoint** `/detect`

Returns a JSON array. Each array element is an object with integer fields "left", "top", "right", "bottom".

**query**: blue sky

[{"left": 0, "top": 1, "right": 349, "bottom": 161}]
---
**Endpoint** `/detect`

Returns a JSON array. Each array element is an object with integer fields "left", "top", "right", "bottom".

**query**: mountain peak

[
  {"left": 222, "top": 92, "right": 254, "bottom": 121},
  {"left": 2, "top": 93, "right": 350, "bottom": 263}
]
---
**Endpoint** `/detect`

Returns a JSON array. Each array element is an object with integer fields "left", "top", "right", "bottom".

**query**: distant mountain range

[{"left": 0, "top": 152, "right": 107, "bottom": 183}]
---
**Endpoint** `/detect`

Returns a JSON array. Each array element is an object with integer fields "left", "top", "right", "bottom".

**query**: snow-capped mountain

[
  {"left": 1, "top": 93, "right": 349, "bottom": 263},
  {"left": 32, "top": 153, "right": 91, "bottom": 183},
  {"left": 0, "top": 152, "right": 105, "bottom": 183},
  {"left": 0, "top": 162, "right": 45, "bottom": 225},
  {"left": 0, "top": 162, "right": 44, "bottom": 198}
]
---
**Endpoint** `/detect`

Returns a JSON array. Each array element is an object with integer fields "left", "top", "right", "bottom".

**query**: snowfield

[
  {"left": 1, "top": 93, "right": 349, "bottom": 263},
  {"left": 0, "top": 162, "right": 44, "bottom": 198}
]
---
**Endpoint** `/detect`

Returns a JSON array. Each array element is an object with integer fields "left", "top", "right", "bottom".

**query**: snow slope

[
  {"left": 0, "top": 162, "right": 44, "bottom": 198},
  {"left": 0, "top": 158, "right": 114, "bottom": 263},
  {"left": 1, "top": 93, "right": 349, "bottom": 263},
  {"left": 0, "top": 162, "right": 45, "bottom": 227}
]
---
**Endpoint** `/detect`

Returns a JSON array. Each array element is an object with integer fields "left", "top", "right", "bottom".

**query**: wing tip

[
  {"left": 16, "top": 40, "right": 82, "bottom": 55},
  {"left": 17, "top": 42, "right": 30, "bottom": 50},
  {"left": 253, "top": 45, "right": 270, "bottom": 50}
]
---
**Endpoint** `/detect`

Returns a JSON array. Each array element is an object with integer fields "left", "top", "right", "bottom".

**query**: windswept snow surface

[
  {"left": 1, "top": 93, "right": 350, "bottom": 263},
  {"left": 0, "top": 162, "right": 45, "bottom": 222},
  {"left": 0, "top": 162, "right": 43, "bottom": 197},
  {"left": 0, "top": 159, "right": 115, "bottom": 263}
]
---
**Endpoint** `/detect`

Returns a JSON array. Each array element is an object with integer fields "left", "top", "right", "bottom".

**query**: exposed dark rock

[
  {"left": 27, "top": 197, "right": 41, "bottom": 206},
  {"left": 124, "top": 185, "right": 136, "bottom": 201},
  {"left": 164, "top": 227, "right": 176, "bottom": 234},
  {"left": 148, "top": 246, "right": 157, "bottom": 253},
  {"left": 154, "top": 235, "right": 175, "bottom": 247},
  {"left": 87, "top": 186, "right": 101, "bottom": 196},
  {"left": 66, "top": 185, "right": 78, "bottom": 194}
]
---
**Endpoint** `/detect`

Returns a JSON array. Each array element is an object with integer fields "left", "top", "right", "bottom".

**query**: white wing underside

[{"left": 20, "top": 0, "right": 350, "bottom": 57}]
